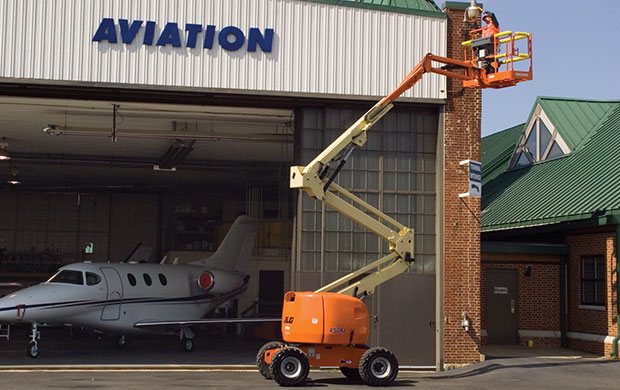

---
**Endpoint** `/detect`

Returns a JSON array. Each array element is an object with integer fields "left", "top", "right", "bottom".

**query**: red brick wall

[
  {"left": 481, "top": 261, "right": 560, "bottom": 347},
  {"left": 442, "top": 5, "right": 482, "bottom": 365},
  {"left": 566, "top": 232, "right": 617, "bottom": 355}
]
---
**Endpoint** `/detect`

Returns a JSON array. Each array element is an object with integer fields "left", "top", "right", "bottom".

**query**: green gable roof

[
  {"left": 538, "top": 97, "right": 617, "bottom": 151},
  {"left": 481, "top": 98, "right": 620, "bottom": 232},
  {"left": 304, "top": 0, "right": 444, "bottom": 17}
]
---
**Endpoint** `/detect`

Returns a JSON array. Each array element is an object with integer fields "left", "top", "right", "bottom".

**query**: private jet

[{"left": 0, "top": 215, "right": 277, "bottom": 357}]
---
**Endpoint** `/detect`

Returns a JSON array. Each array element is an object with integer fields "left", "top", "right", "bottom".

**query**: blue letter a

[{"left": 92, "top": 18, "right": 117, "bottom": 43}]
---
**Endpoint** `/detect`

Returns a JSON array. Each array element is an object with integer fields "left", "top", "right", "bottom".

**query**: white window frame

[{"left": 509, "top": 105, "right": 571, "bottom": 169}]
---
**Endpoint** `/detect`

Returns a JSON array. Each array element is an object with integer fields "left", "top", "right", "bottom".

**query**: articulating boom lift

[{"left": 257, "top": 30, "right": 532, "bottom": 387}]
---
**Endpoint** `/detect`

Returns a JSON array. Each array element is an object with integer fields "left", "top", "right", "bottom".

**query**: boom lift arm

[{"left": 290, "top": 52, "right": 516, "bottom": 298}]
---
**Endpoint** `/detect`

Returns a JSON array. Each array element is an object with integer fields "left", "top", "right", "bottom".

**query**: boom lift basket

[{"left": 462, "top": 30, "right": 533, "bottom": 88}]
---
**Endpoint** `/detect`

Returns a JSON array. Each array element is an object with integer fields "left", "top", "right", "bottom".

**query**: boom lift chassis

[{"left": 258, "top": 31, "right": 532, "bottom": 387}]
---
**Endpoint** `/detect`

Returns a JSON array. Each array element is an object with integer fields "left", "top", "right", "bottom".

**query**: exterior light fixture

[
  {"left": 465, "top": 0, "right": 482, "bottom": 21},
  {"left": 7, "top": 169, "right": 21, "bottom": 185},
  {"left": 0, "top": 138, "right": 11, "bottom": 161},
  {"left": 153, "top": 139, "right": 196, "bottom": 171}
]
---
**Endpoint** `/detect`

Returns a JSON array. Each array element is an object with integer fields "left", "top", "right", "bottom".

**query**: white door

[{"left": 100, "top": 267, "right": 123, "bottom": 321}]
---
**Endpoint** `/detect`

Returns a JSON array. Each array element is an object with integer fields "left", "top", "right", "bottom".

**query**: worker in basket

[{"left": 473, "top": 11, "right": 500, "bottom": 73}]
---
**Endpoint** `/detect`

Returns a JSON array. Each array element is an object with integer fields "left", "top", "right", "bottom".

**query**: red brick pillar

[{"left": 441, "top": 3, "right": 482, "bottom": 366}]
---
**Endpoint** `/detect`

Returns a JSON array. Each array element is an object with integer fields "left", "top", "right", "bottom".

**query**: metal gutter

[
  {"left": 481, "top": 241, "right": 569, "bottom": 256},
  {"left": 482, "top": 210, "right": 620, "bottom": 234}
]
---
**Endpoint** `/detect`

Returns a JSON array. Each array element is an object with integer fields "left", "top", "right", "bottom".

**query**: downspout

[
  {"left": 559, "top": 254, "right": 568, "bottom": 347},
  {"left": 611, "top": 223, "right": 620, "bottom": 359}
]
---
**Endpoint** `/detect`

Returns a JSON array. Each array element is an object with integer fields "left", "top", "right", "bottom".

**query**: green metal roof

[
  {"left": 537, "top": 97, "right": 617, "bottom": 151},
  {"left": 304, "top": 0, "right": 444, "bottom": 16},
  {"left": 481, "top": 123, "right": 523, "bottom": 186},
  {"left": 481, "top": 97, "right": 620, "bottom": 232},
  {"left": 353, "top": 0, "right": 441, "bottom": 12}
]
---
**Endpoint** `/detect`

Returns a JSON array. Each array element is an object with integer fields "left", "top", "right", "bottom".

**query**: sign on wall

[
  {"left": 92, "top": 18, "right": 274, "bottom": 53},
  {"left": 0, "top": 0, "right": 447, "bottom": 99},
  {"left": 459, "top": 159, "right": 482, "bottom": 198}
]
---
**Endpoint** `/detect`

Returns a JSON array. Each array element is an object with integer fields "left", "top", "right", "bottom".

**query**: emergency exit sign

[{"left": 84, "top": 243, "right": 94, "bottom": 254}]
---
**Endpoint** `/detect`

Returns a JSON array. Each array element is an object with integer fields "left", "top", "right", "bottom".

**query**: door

[
  {"left": 377, "top": 274, "right": 436, "bottom": 367},
  {"left": 258, "top": 270, "right": 284, "bottom": 316},
  {"left": 100, "top": 267, "right": 123, "bottom": 321},
  {"left": 485, "top": 269, "right": 518, "bottom": 344}
]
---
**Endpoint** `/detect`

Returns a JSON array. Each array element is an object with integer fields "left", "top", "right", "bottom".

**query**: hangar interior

[{"left": 0, "top": 96, "right": 294, "bottom": 317}]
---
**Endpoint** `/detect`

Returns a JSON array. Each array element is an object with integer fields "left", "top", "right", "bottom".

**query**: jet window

[
  {"left": 85, "top": 272, "right": 101, "bottom": 286},
  {"left": 143, "top": 273, "right": 152, "bottom": 286},
  {"left": 48, "top": 270, "right": 84, "bottom": 285},
  {"left": 158, "top": 273, "right": 167, "bottom": 286},
  {"left": 127, "top": 273, "right": 137, "bottom": 286}
]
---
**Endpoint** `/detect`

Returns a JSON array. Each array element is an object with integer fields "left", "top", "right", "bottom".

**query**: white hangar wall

[{"left": 0, "top": 0, "right": 447, "bottom": 100}]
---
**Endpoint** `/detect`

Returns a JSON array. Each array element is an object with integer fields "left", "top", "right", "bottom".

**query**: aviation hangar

[{"left": 0, "top": 0, "right": 484, "bottom": 368}]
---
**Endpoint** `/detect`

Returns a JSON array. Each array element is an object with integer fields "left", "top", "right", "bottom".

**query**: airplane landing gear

[
  {"left": 27, "top": 323, "right": 40, "bottom": 358},
  {"left": 115, "top": 335, "right": 127, "bottom": 348},
  {"left": 180, "top": 327, "right": 195, "bottom": 352},
  {"left": 183, "top": 337, "right": 194, "bottom": 352}
]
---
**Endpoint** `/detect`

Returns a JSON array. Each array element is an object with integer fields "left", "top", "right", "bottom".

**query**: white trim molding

[
  {"left": 578, "top": 305, "right": 606, "bottom": 311},
  {"left": 567, "top": 332, "right": 616, "bottom": 344},
  {"left": 518, "top": 330, "right": 561, "bottom": 339}
]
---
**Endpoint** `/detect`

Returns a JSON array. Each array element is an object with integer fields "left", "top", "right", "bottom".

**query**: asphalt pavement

[{"left": 0, "top": 326, "right": 618, "bottom": 389}]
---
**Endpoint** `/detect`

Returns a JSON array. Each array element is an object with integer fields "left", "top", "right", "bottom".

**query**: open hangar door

[{"left": 0, "top": 96, "right": 294, "bottom": 325}]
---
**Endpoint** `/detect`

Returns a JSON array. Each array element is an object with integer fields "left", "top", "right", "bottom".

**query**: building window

[
  {"left": 127, "top": 273, "right": 137, "bottom": 286},
  {"left": 581, "top": 256, "right": 605, "bottom": 306},
  {"left": 143, "top": 273, "right": 152, "bottom": 286},
  {"left": 509, "top": 109, "right": 570, "bottom": 169}
]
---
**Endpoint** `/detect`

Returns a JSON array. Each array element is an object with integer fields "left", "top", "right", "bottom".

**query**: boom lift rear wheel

[
  {"left": 359, "top": 347, "right": 399, "bottom": 386},
  {"left": 269, "top": 346, "right": 309, "bottom": 386}
]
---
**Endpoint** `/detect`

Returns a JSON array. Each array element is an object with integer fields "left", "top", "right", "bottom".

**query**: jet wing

[{"left": 133, "top": 317, "right": 281, "bottom": 328}]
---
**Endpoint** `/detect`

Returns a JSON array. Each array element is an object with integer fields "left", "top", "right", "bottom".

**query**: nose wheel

[
  {"left": 28, "top": 341, "right": 39, "bottom": 358},
  {"left": 182, "top": 337, "right": 194, "bottom": 352},
  {"left": 27, "top": 323, "right": 40, "bottom": 358}
]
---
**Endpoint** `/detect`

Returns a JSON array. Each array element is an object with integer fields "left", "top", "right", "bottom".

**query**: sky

[{"left": 480, "top": 0, "right": 620, "bottom": 136}]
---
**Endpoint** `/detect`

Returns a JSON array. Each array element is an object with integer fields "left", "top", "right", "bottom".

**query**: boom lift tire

[
  {"left": 257, "top": 340, "right": 285, "bottom": 379},
  {"left": 359, "top": 347, "right": 399, "bottom": 386},
  {"left": 269, "top": 346, "right": 310, "bottom": 386}
]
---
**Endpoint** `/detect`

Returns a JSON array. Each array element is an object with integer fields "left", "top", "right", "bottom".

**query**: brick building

[{"left": 481, "top": 97, "right": 620, "bottom": 356}]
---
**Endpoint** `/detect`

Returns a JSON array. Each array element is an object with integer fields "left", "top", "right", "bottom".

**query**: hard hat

[{"left": 482, "top": 11, "right": 499, "bottom": 28}]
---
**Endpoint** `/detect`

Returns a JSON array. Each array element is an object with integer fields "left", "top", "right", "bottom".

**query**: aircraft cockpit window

[
  {"left": 85, "top": 272, "right": 101, "bottom": 286},
  {"left": 127, "top": 273, "right": 137, "bottom": 286},
  {"left": 158, "top": 273, "right": 167, "bottom": 286},
  {"left": 143, "top": 273, "right": 152, "bottom": 286},
  {"left": 48, "top": 270, "right": 84, "bottom": 285}
]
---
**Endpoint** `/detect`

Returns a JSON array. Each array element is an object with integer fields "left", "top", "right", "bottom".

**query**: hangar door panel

[
  {"left": 296, "top": 107, "right": 438, "bottom": 366},
  {"left": 378, "top": 274, "right": 435, "bottom": 367}
]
